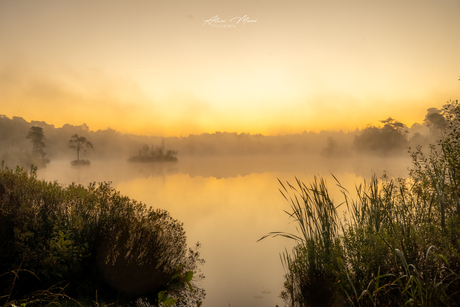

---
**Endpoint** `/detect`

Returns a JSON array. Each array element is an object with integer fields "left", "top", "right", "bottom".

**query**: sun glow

[{"left": 0, "top": 0, "right": 459, "bottom": 136}]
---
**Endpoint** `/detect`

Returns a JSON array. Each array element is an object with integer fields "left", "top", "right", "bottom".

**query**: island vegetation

[
  {"left": 261, "top": 100, "right": 460, "bottom": 307},
  {"left": 128, "top": 144, "right": 178, "bottom": 163},
  {"left": 69, "top": 134, "right": 93, "bottom": 166}
]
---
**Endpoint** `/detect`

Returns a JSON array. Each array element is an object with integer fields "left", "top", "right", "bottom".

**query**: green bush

[{"left": 0, "top": 164, "right": 205, "bottom": 306}]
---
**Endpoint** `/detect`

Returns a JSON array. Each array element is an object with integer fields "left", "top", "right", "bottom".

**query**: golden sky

[{"left": 1, "top": 0, "right": 459, "bottom": 136}]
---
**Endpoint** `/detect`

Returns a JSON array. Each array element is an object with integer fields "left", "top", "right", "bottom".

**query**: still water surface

[{"left": 37, "top": 155, "right": 410, "bottom": 307}]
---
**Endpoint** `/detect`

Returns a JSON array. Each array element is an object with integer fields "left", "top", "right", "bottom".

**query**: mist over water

[{"left": 36, "top": 154, "right": 411, "bottom": 307}]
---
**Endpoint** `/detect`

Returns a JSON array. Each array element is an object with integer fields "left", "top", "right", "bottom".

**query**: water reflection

[
  {"left": 38, "top": 155, "right": 411, "bottom": 185},
  {"left": 37, "top": 155, "right": 411, "bottom": 307}
]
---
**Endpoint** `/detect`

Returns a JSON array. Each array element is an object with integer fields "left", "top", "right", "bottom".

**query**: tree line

[
  {"left": 0, "top": 105, "right": 449, "bottom": 168},
  {"left": 321, "top": 107, "right": 447, "bottom": 158}
]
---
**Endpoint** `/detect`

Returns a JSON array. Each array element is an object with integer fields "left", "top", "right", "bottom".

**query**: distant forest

[{"left": 0, "top": 106, "right": 446, "bottom": 168}]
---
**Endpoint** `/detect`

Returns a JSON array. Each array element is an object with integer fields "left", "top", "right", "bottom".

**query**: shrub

[{"left": 0, "top": 163, "right": 205, "bottom": 306}]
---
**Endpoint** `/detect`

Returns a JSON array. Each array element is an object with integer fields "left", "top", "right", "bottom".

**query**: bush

[{"left": 0, "top": 163, "right": 205, "bottom": 306}]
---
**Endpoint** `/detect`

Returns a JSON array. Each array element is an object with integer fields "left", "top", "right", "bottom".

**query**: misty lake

[{"left": 37, "top": 154, "right": 411, "bottom": 307}]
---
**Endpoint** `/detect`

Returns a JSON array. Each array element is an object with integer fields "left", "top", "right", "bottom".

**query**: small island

[
  {"left": 128, "top": 144, "right": 178, "bottom": 163},
  {"left": 69, "top": 134, "right": 93, "bottom": 166},
  {"left": 70, "top": 159, "right": 91, "bottom": 166}
]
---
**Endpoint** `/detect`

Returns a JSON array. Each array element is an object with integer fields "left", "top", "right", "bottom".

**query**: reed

[{"left": 263, "top": 101, "right": 460, "bottom": 306}]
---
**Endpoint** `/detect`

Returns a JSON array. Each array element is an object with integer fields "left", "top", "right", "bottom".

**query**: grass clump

[
  {"left": 0, "top": 164, "right": 205, "bottom": 306},
  {"left": 262, "top": 100, "right": 460, "bottom": 307}
]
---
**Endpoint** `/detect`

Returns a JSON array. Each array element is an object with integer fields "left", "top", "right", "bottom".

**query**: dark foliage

[
  {"left": 26, "top": 127, "right": 47, "bottom": 160},
  {"left": 69, "top": 134, "right": 93, "bottom": 163},
  {"left": 128, "top": 144, "right": 178, "bottom": 163},
  {"left": 0, "top": 164, "right": 205, "bottom": 306},
  {"left": 354, "top": 117, "right": 409, "bottom": 156}
]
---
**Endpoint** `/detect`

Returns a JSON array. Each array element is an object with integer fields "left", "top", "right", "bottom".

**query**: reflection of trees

[
  {"left": 134, "top": 161, "right": 179, "bottom": 178},
  {"left": 36, "top": 155, "right": 412, "bottom": 192}
]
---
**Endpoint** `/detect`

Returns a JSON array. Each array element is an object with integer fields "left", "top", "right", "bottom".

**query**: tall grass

[
  {"left": 260, "top": 177, "right": 343, "bottom": 307},
  {"left": 262, "top": 101, "right": 460, "bottom": 307}
]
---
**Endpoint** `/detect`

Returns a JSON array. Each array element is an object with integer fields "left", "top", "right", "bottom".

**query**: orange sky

[{"left": 1, "top": 0, "right": 459, "bottom": 136}]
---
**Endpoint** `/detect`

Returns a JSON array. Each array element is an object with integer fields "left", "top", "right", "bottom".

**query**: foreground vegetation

[
  {"left": 262, "top": 100, "right": 460, "bottom": 306},
  {"left": 0, "top": 166, "right": 205, "bottom": 306}
]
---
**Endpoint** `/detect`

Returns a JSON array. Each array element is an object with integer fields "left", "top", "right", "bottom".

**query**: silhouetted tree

[
  {"left": 69, "top": 134, "right": 93, "bottom": 161},
  {"left": 380, "top": 117, "right": 407, "bottom": 133},
  {"left": 321, "top": 137, "right": 339, "bottom": 157},
  {"left": 321, "top": 137, "right": 351, "bottom": 158},
  {"left": 424, "top": 108, "right": 447, "bottom": 136},
  {"left": 354, "top": 118, "right": 409, "bottom": 156},
  {"left": 26, "top": 126, "right": 46, "bottom": 158}
]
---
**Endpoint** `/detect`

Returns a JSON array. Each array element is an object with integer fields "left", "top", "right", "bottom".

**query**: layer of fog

[{"left": 0, "top": 110, "right": 442, "bottom": 174}]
